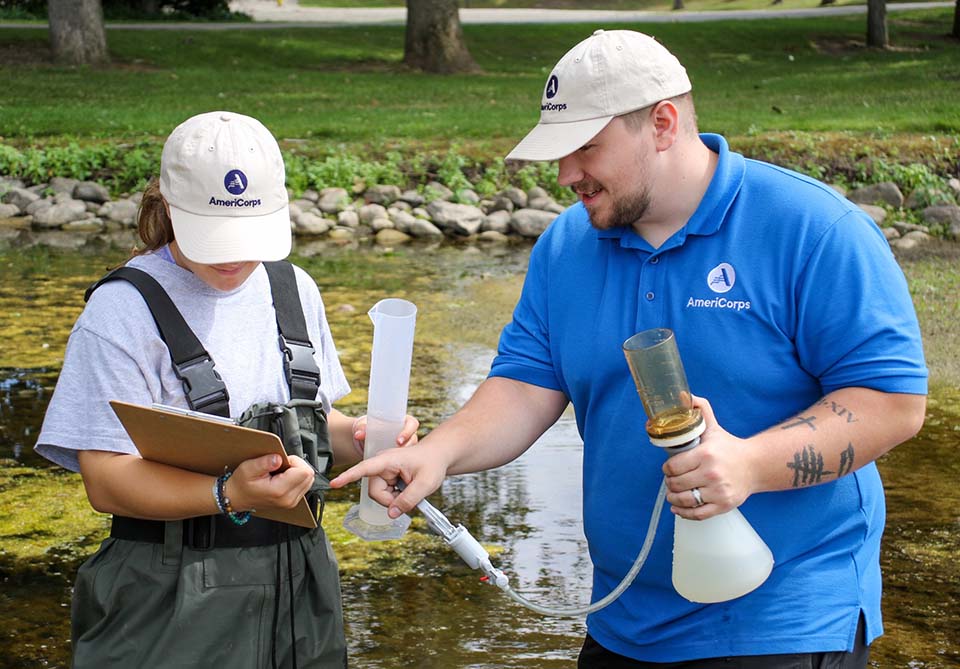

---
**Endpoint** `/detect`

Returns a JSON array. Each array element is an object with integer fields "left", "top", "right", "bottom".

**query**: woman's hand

[
  {"left": 225, "top": 453, "right": 315, "bottom": 511},
  {"left": 350, "top": 414, "right": 420, "bottom": 458}
]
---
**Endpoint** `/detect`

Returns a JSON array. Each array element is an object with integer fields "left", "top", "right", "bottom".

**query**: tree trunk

[
  {"left": 672, "top": 0, "right": 685, "bottom": 9},
  {"left": 48, "top": 0, "right": 109, "bottom": 65},
  {"left": 953, "top": 0, "right": 959, "bottom": 39},
  {"left": 404, "top": 0, "right": 480, "bottom": 74},
  {"left": 866, "top": 0, "right": 888, "bottom": 48}
]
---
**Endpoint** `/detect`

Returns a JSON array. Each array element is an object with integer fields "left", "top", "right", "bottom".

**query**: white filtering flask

[{"left": 672, "top": 509, "right": 774, "bottom": 603}]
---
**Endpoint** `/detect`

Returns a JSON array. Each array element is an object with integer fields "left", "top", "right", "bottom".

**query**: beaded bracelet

[{"left": 214, "top": 470, "right": 251, "bottom": 526}]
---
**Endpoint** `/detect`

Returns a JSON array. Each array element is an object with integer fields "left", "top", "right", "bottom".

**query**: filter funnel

[{"left": 623, "top": 327, "right": 774, "bottom": 602}]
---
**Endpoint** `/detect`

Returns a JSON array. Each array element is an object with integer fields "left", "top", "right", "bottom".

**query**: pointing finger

[{"left": 330, "top": 451, "right": 400, "bottom": 489}]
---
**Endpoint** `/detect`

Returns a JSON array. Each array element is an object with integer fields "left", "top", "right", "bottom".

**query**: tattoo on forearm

[
  {"left": 837, "top": 443, "right": 855, "bottom": 477},
  {"left": 787, "top": 445, "right": 834, "bottom": 487},
  {"left": 787, "top": 443, "right": 856, "bottom": 487},
  {"left": 814, "top": 398, "right": 859, "bottom": 423},
  {"left": 782, "top": 415, "right": 817, "bottom": 431}
]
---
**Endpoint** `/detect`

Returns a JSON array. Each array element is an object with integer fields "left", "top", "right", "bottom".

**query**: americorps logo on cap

[
  {"left": 545, "top": 75, "right": 559, "bottom": 99},
  {"left": 209, "top": 168, "right": 262, "bottom": 209},
  {"left": 224, "top": 169, "right": 248, "bottom": 195},
  {"left": 541, "top": 73, "right": 567, "bottom": 112}
]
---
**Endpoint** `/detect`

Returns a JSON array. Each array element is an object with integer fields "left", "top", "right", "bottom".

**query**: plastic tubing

[
  {"left": 409, "top": 477, "right": 668, "bottom": 617},
  {"left": 495, "top": 477, "right": 667, "bottom": 617}
]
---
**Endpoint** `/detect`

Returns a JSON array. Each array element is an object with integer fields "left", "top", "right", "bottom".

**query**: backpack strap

[
  {"left": 262, "top": 261, "right": 322, "bottom": 402},
  {"left": 84, "top": 266, "right": 231, "bottom": 417}
]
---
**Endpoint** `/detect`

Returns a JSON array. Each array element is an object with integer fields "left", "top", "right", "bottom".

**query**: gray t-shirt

[{"left": 36, "top": 250, "right": 350, "bottom": 472}]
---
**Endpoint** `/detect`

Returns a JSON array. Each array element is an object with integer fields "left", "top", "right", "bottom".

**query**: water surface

[{"left": 0, "top": 241, "right": 956, "bottom": 668}]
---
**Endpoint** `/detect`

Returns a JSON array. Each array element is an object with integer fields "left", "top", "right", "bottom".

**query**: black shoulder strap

[
  {"left": 263, "top": 261, "right": 322, "bottom": 401},
  {"left": 84, "top": 267, "right": 231, "bottom": 417}
]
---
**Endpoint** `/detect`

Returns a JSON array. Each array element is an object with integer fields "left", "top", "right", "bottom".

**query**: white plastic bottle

[{"left": 672, "top": 509, "right": 774, "bottom": 603}]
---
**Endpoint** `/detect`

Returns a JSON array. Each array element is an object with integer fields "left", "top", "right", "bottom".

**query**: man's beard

[{"left": 574, "top": 179, "right": 651, "bottom": 231}]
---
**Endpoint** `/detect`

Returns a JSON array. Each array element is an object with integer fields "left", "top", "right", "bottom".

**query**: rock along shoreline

[{"left": 2, "top": 175, "right": 959, "bottom": 254}]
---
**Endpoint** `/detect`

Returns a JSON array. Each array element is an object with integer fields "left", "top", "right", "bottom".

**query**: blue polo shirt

[{"left": 489, "top": 134, "right": 927, "bottom": 662}]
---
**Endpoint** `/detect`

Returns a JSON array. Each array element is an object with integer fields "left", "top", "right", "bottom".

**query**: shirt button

[
  {"left": 650, "top": 257, "right": 660, "bottom": 264},
  {"left": 645, "top": 291, "right": 655, "bottom": 301}
]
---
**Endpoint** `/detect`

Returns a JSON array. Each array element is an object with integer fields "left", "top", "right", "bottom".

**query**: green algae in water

[
  {"left": 3, "top": 241, "right": 959, "bottom": 668},
  {"left": 0, "top": 473, "right": 500, "bottom": 580},
  {"left": 0, "top": 465, "right": 108, "bottom": 569},
  {"left": 0, "top": 246, "right": 129, "bottom": 370},
  {"left": 873, "top": 383, "right": 960, "bottom": 668}
]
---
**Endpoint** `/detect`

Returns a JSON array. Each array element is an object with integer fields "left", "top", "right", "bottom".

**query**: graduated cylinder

[{"left": 343, "top": 298, "right": 417, "bottom": 540}]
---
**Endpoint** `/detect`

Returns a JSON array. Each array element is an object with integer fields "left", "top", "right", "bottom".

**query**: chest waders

[{"left": 82, "top": 260, "right": 341, "bottom": 669}]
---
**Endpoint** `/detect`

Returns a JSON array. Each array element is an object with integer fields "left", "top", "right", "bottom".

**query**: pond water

[{"left": 0, "top": 240, "right": 957, "bottom": 668}]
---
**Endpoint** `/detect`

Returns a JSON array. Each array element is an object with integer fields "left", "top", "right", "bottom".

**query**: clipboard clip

[{"left": 151, "top": 403, "right": 237, "bottom": 425}]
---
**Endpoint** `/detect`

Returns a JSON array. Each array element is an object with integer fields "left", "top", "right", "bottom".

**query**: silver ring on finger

[{"left": 691, "top": 487, "right": 704, "bottom": 507}]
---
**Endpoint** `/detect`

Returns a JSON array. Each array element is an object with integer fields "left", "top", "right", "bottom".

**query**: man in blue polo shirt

[{"left": 333, "top": 29, "right": 928, "bottom": 668}]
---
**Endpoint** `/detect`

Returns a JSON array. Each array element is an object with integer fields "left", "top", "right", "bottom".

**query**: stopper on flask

[{"left": 623, "top": 328, "right": 705, "bottom": 448}]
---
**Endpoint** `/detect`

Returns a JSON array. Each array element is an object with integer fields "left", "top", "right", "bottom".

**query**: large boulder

[
  {"left": 32, "top": 200, "right": 88, "bottom": 229},
  {"left": 317, "top": 188, "right": 349, "bottom": 214},
  {"left": 426, "top": 200, "right": 485, "bottom": 236},
  {"left": 848, "top": 182, "right": 904, "bottom": 209},
  {"left": 510, "top": 208, "right": 556, "bottom": 238},
  {"left": 364, "top": 184, "right": 402, "bottom": 206},
  {"left": 922, "top": 205, "right": 960, "bottom": 240},
  {"left": 857, "top": 204, "right": 887, "bottom": 226},
  {"left": 73, "top": 181, "right": 111, "bottom": 204},
  {"left": 2, "top": 187, "right": 38, "bottom": 212}
]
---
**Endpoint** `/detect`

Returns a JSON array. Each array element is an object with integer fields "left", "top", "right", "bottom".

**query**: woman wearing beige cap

[{"left": 34, "top": 111, "right": 417, "bottom": 668}]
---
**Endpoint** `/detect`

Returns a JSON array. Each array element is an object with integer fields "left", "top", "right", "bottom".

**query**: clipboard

[{"left": 109, "top": 400, "right": 317, "bottom": 529}]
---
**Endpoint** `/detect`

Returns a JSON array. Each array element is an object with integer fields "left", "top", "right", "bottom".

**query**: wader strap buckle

[
  {"left": 279, "top": 336, "right": 321, "bottom": 401},
  {"left": 162, "top": 519, "right": 182, "bottom": 565},
  {"left": 175, "top": 356, "right": 230, "bottom": 417},
  {"left": 184, "top": 515, "right": 216, "bottom": 551}
]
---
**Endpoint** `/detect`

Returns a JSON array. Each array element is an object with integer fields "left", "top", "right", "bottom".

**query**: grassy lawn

[
  {"left": 300, "top": 0, "right": 934, "bottom": 10},
  {"left": 1, "top": 8, "right": 957, "bottom": 162}
]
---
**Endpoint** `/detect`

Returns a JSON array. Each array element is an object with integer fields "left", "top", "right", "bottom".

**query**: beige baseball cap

[
  {"left": 159, "top": 111, "right": 291, "bottom": 264},
  {"left": 506, "top": 29, "right": 692, "bottom": 162}
]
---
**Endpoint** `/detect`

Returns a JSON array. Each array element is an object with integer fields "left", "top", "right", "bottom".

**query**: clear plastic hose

[
  {"left": 411, "top": 477, "right": 669, "bottom": 618},
  {"left": 498, "top": 478, "right": 667, "bottom": 617}
]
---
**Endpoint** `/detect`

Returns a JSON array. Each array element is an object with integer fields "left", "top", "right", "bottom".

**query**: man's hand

[
  {"left": 330, "top": 442, "right": 448, "bottom": 519},
  {"left": 662, "top": 395, "right": 758, "bottom": 520}
]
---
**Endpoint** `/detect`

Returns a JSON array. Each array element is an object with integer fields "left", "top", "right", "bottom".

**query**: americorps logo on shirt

[
  {"left": 707, "top": 263, "right": 735, "bottom": 293},
  {"left": 686, "top": 262, "right": 752, "bottom": 311}
]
